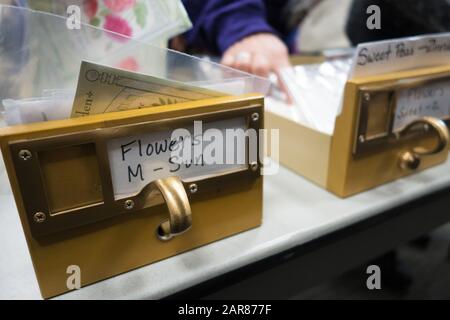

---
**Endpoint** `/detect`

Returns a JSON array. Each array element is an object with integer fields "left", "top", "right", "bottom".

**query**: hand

[{"left": 221, "top": 33, "right": 293, "bottom": 103}]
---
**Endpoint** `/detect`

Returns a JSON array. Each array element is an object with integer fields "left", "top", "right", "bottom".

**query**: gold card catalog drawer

[
  {"left": 266, "top": 65, "right": 450, "bottom": 197},
  {"left": 0, "top": 94, "right": 264, "bottom": 298}
]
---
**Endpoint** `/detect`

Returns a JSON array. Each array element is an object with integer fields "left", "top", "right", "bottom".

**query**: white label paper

[
  {"left": 394, "top": 80, "right": 450, "bottom": 132},
  {"left": 350, "top": 33, "right": 450, "bottom": 79},
  {"left": 107, "top": 117, "right": 248, "bottom": 199}
]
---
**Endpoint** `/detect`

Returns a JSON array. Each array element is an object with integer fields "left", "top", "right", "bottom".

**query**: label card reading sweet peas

[
  {"left": 393, "top": 79, "right": 450, "bottom": 132},
  {"left": 350, "top": 33, "right": 450, "bottom": 79},
  {"left": 107, "top": 117, "right": 248, "bottom": 200}
]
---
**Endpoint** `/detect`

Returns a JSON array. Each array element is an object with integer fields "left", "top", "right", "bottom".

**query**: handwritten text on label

[
  {"left": 350, "top": 33, "right": 450, "bottom": 78},
  {"left": 394, "top": 80, "right": 450, "bottom": 132},
  {"left": 107, "top": 117, "right": 248, "bottom": 199}
]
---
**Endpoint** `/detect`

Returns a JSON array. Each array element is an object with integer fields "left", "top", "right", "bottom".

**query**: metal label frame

[
  {"left": 353, "top": 75, "right": 450, "bottom": 156},
  {"left": 9, "top": 105, "right": 262, "bottom": 237}
]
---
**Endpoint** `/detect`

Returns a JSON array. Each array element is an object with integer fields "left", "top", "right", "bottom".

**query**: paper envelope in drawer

[
  {"left": 0, "top": 94, "right": 264, "bottom": 298},
  {"left": 266, "top": 65, "right": 450, "bottom": 197}
]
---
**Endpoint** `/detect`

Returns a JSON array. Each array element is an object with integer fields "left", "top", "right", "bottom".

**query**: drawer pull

[
  {"left": 141, "top": 176, "right": 192, "bottom": 241},
  {"left": 398, "top": 117, "right": 449, "bottom": 170}
]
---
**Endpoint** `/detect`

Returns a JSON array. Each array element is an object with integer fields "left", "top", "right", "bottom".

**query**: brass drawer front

[{"left": 7, "top": 101, "right": 263, "bottom": 238}]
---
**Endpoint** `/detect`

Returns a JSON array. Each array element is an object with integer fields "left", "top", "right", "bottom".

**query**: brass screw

[
  {"left": 18, "top": 149, "right": 32, "bottom": 161},
  {"left": 399, "top": 151, "right": 421, "bottom": 171},
  {"left": 358, "top": 135, "right": 365, "bottom": 143},
  {"left": 124, "top": 199, "right": 134, "bottom": 210},
  {"left": 251, "top": 112, "right": 259, "bottom": 122},
  {"left": 250, "top": 161, "right": 259, "bottom": 171},
  {"left": 33, "top": 212, "right": 46, "bottom": 223},
  {"left": 189, "top": 183, "right": 198, "bottom": 194}
]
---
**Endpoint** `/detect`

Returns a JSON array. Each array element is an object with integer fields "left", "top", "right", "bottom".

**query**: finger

[
  {"left": 273, "top": 53, "right": 293, "bottom": 104},
  {"left": 274, "top": 68, "right": 294, "bottom": 105},
  {"left": 277, "top": 54, "right": 291, "bottom": 69},
  {"left": 232, "top": 51, "right": 252, "bottom": 73},
  {"left": 221, "top": 51, "right": 235, "bottom": 66},
  {"left": 250, "top": 54, "right": 271, "bottom": 77}
]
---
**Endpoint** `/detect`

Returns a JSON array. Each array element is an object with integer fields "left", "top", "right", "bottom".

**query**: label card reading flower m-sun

[{"left": 107, "top": 117, "right": 248, "bottom": 199}]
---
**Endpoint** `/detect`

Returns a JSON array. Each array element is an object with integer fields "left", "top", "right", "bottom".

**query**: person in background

[{"left": 173, "top": 0, "right": 320, "bottom": 79}]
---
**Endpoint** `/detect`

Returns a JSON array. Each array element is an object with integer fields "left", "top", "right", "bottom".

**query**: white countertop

[{"left": 1, "top": 161, "right": 450, "bottom": 300}]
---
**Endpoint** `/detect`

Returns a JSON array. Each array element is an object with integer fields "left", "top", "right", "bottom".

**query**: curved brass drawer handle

[
  {"left": 398, "top": 117, "right": 450, "bottom": 170},
  {"left": 141, "top": 176, "right": 192, "bottom": 241}
]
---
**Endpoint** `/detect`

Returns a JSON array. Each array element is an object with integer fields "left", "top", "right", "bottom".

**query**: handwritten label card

[
  {"left": 393, "top": 79, "right": 450, "bottom": 132},
  {"left": 107, "top": 117, "right": 247, "bottom": 199},
  {"left": 350, "top": 33, "right": 450, "bottom": 79}
]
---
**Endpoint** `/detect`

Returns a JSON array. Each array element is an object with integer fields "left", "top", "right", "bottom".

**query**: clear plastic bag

[
  {"left": 267, "top": 58, "right": 351, "bottom": 135},
  {"left": 0, "top": 5, "right": 270, "bottom": 125}
]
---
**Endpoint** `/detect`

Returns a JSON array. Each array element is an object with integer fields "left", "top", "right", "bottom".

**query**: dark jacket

[{"left": 181, "top": 0, "right": 292, "bottom": 54}]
